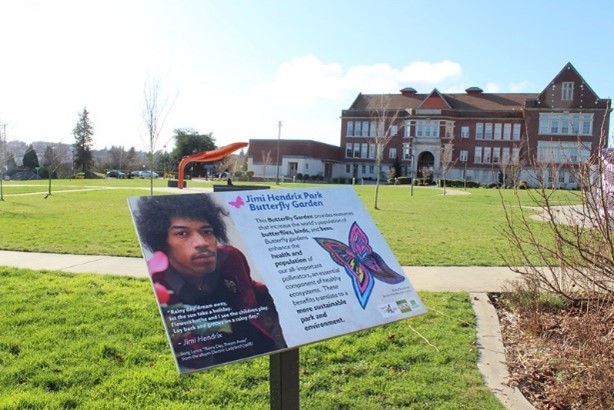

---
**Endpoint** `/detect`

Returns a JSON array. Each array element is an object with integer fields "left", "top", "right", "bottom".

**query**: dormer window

[{"left": 562, "top": 82, "right": 574, "bottom": 100}]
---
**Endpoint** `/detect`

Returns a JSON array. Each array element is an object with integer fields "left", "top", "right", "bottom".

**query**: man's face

[{"left": 166, "top": 217, "right": 218, "bottom": 279}]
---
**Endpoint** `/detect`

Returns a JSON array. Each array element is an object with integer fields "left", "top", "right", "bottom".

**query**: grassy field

[
  {"left": 0, "top": 267, "right": 502, "bottom": 409},
  {"left": 0, "top": 178, "right": 577, "bottom": 408},
  {"left": 0, "top": 178, "right": 576, "bottom": 265}
]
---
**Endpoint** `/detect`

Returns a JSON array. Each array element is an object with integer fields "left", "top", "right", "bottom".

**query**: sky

[{"left": 1, "top": 0, "right": 613, "bottom": 151}]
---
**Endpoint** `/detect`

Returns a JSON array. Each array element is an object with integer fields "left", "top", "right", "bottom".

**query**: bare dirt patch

[{"left": 490, "top": 293, "right": 614, "bottom": 409}]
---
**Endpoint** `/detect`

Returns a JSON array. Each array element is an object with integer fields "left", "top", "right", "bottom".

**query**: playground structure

[{"left": 177, "top": 142, "right": 248, "bottom": 189}]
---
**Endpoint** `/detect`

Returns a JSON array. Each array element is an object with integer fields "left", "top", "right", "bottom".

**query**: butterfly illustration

[
  {"left": 314, "top": 222, "right": 405, "bottom": 309},
  {"left": 228, "top": 196, "right": 245, "bottom": 209}
]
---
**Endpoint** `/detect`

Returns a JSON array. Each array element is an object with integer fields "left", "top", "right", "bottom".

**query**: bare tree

[
  {"left": 261, "top": 150, "right": 273, "bottom": 181},
  {"left": 143, "top": 76, "right": 175, "bottom": 195},
  {"left": 500, "top": 109, "right": 614, "bottom": 301},
  {"left": 368, "top": 95, "right": 401, "bottom": 209},
  {"left": 438, "top": 132, "right": 456, "bottom": 195}
]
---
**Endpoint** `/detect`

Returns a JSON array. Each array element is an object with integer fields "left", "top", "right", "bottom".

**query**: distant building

[
  {"left": 246, "top": 63, "right": 610, "bottom": 187},
  {"left": 340, "top": 62, "right": 611, "bottom": 187},
  {"left": 247, "top": 139, "right": 342, "bottom": 181}
]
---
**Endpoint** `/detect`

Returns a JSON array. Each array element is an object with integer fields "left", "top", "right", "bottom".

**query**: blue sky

[{"left": 1, "top": 0, "right": 612, "bottom": 150}]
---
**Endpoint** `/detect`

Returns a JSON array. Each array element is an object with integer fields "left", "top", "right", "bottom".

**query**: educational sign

[{"left": 128, "top": 186, "right": 426, "bottom": 374}]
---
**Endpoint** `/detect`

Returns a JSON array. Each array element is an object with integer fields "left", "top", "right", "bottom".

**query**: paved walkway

[{"left": 0, "top": 250, "right": 533, "bottom": 409}]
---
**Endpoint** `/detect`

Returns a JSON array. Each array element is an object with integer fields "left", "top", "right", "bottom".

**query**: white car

[{"left": 140, "top": 170, "right": 159, "bottom": 178}]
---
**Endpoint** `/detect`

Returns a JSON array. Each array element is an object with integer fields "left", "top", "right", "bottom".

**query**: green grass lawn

[
  {"left": 0, "top": 178, "right": 577, "bottom": 265},
  {"left": 0, "top": 267, "right": 502, "bottom": 409},
  {"left": 0, "top": 178, "right": 578, "bottom": 408}
]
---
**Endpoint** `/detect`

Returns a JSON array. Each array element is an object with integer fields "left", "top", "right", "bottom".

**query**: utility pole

[{"left": 275, "top": 120, "right": 282, "bottom": 185}]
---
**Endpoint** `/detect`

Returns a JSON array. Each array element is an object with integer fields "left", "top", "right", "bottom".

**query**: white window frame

[
  {"left": 389, "top": 147, "right": 397, "bottom": 159},
  {"left": 512, "top": 124, "right": 521, "bottom": 140},
  {"left": 474, "top": 147, "right": 482, "bottom": 163},
  {"left": 461, "top": 126, "right": 469, "bottom": 139},
  {"left": 503, "top": 124, "right": 511, "bottom": 140},
  {"left": 494, "top": 123, "right": 502, "bottom": 140},
  {"left": 476, "top": 123, "right": 484, "bottom": 139},
  {"left": 562, "top": 82, "right": 574, "bottom": 100},
  {"left": 483, "top": 146, "right": 492, "bottom": 163},
  {"left": 539, "top": 113, "right": 593, "bottom": 136},
  {"left": 346, "top": 121, "right": 354, "bottom": 136},
  {"left": 361, "top": 143, "right": 368, "bottom": 159},
  {"left": 484, "top": 123, "right": 493, "bottom": 140},
  {"left": 345, "top": 143, "right": 352, "bottom": 158},
  {"left": 492, "top": 147, "right": 500, "bottom": 164},
  {"left": 362, "top": 121, "right": 369, "bottom": 137},
  {"left": 459, "top": 149, "right": 468, "bottom": 162}
]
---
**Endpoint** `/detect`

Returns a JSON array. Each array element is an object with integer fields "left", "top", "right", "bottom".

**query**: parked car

[
  {"left": 140, "top": 170, "right": 159, "bottom": 178},
  {"left": 130, "top": 171, "right": 142, "bottom": 178},
  {"left": 106, "top": 170, "right": 125, "bottom": 178}
]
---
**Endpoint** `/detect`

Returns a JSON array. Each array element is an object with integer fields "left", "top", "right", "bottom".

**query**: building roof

[{"left": 345, "top": 91, "right": 538, "bottom": 113}]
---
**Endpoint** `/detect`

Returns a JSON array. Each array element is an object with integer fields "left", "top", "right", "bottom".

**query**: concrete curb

[{"left": 471, "top": 293, "right": 535, "bottom": 410}]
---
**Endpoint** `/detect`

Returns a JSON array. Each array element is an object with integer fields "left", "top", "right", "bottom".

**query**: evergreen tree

[
  {"left": 73, "top": 108, "right": 94, "bottom": 174},
  {"left": 22, "top": 144, "right": 39, "bottom": 170}
]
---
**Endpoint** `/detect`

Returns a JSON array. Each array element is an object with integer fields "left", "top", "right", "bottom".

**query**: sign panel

[{"left": 129, "top": 186, "right": 426, "bottom": 374}]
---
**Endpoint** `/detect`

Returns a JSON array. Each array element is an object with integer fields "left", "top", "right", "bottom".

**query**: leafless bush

[{"left": 498, "top": 112, "right": 614, "bottom": 408}]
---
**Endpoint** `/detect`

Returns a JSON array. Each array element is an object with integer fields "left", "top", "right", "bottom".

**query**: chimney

[
  {"left": 465, "top": 87, "right": 483, "bottom": 96},
  {"left": 400, "top": 87, "right": 417, "bottom": 97}
]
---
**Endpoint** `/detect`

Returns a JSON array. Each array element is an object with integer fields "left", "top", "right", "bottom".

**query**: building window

[
  {"left": 369, "top": 143, "right": 375, "bottom": 159},
  {"left": 494, "top": 123, "right": 502, "bottom": 140},
  {"left": 459, "top": 150, "right": 468, "bottom": 162},
  {"left": 305, "top": 163, "right": 309, "bottom": 170},
  {"left": 390, "top": 125, "right": 398, "bottom": 136},
  {"left": 503, "top": 124, "right": 511, "bottom": 140},
  {"left": 362, "top": 121, "right": 369, "bottom": 137},
  {"left": 354, "top": 144, "right": 361, "bottom": 158},
  {"left": 474, "top": 147, "right": 482, "bottom": 163},
  {"left": 492, "top": 147, "right": 500, "bottom": 164},
  {"left": 402, "top": 143, "right": 411, "bottom": 159},
  {"left": 562, "top": 82, "right": 574, "bottom": 100},
  {"left": 415, "top": 120, "right": 439, "bottom": 138},
  {"left": 512, "top": 147, "right": 520, "bottom": 163},
  {"left": 512, "top": 124, "right": 521, "bottom": 140},
  {"left": 346, "top": 121, "right": 354, "bottom": 136},
  {"left": 537, "top": 141, "right": 591, "bottom": 163},
  {"left": 558, "top": 171, "right": 566, "bottom": 184},
  {"left": 345, "top": 143, "right": 352, "bottom": 158},
  {"left": 361, "top": 143, "right": 368, "bottom": 159},
  {"left": 484, "top": 123, "right": 493, "bottom": 139},
  {"left": 361, "top": 165, "right": 367, "bottom": 174},
  {"left": 355, "top": 121, "right": 362, "bottom": 136},
  {"left": 345, "top": 164, "right": 351, "bottom": 173},
  {"left": 369, "top": 165, "right": 375, "bottom": 173},
  {"left": 461, "top": 126, "right": 469, "bottom": 139},
  {"left": 483, "top": 147, "right": 491, "bottom": 163},
  {"left": 370, "top": 121, "right": 377, "bottom": 137},
  {"left": 539, "top": 113, "right": 593, "bottom": 136},
  {"left": 476, "top": 123, "right": 484, "bottom": 139},
  {"left": 501, "top": 147, "right": 510, "bottom": 163},
  {"left": 389, "top": 148, "right": 397, "bottom": 159}
]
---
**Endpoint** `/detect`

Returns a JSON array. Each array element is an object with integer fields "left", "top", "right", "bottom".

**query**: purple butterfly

[
  {"left": 228, "top": 196, "right": 245, "bottom": 209},
  {"left": 314, "top": 222, "right": 405, "bottom": 309}
]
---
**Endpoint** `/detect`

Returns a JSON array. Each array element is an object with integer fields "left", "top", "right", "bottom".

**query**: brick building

[{"left": 340, "top": 62, "right": 611, "bottom": 187}]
